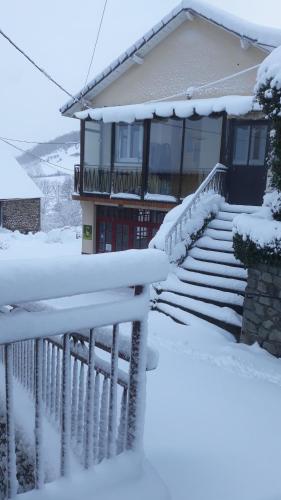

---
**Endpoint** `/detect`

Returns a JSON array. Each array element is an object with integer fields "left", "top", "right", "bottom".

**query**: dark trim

[
  {"left": 80, "top": 121, "right": 85, "bottom": 196},
  {"left": 110, "top": 123, "right": 116, "bottom": 193},
  {"left": 178, "top": 118, "right": 186, "bottom": 201},
  {"left": 141, "top": 120, "right": 150, "bottom": 199},
  {"left": 219, "top": 112, "right": 228, "bottom": 165}
]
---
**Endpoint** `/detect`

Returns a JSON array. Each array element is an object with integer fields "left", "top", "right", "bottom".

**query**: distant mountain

[{"left": 17, "top": 131, "right": 80, "bottom": 178}]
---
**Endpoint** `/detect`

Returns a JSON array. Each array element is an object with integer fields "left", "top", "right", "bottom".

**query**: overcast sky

[{"left": 1, "top": 0, "right": 281, "bottom": 156}]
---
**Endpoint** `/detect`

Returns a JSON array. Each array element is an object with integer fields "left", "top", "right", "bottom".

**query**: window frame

[
  {"left": 115, "top": 122, "right": 144, "bottom": 165},
  {"left": 230, "top": 119, "right": 269, "bottom": 168}
]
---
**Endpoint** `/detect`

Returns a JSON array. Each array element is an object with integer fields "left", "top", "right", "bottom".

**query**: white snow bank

[
  {"left": 21, "top": 453, "right": 169, "bottom": 500},
  {"left": 0, "top": 249, "right": 168, "bottom": 306},
  {"left": 0, "top": 146, "right": 43, "bottom": 200},
  {"left": 150, "top": 193, "right": 223, "bottom": 261},
  {"left": 256, "top": 45, "right": 281, "bottom": 91},
  {"left": 75, "top": 96, "right": 258, "bottom": 124},
  {"left": 233, "top": 206, "right": 281, "bottom": 249}
]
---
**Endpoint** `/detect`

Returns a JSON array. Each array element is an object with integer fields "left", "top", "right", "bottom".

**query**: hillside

[{"left": 17, "top": 130, "right": 80, "bottom": 178}]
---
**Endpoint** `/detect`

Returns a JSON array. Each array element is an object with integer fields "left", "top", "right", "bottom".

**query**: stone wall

[
  {"left": 1, "top": 198, "right": 41, "bottom": 233},
  {"left": 241, "top": 263, "right": 281, "bottom": 357}
]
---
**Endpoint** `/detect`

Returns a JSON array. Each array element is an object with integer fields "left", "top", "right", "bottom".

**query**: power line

[
  {"left": 0, "top": 27, "right": 89, "bottom": 108},
  {"left": 83, "top": 0, "right": 108, "bottom": 90},
  {"left": 0, "top": 136, "right": 79, "bottom": 146},
  {"left": 146, "top": 64, "right": 261, "bottom": 104},
  {"left": 0, "top": 137, "right": 73, "bottom": 173}
]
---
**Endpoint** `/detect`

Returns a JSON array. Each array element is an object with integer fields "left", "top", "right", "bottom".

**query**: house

[
  {"left": 0, "top": 148, "right": 42, "bottom": 233},
  {"left": 61, "top": 0, "right": 281, "bottom": 255}
]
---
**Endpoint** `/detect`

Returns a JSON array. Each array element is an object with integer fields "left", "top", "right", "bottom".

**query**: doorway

[
  {"left": 227, "top": 120, "right": 269, "bottom": 205},
  {"left": 96, "top": 206, "right": 166, "bottom": 253}
]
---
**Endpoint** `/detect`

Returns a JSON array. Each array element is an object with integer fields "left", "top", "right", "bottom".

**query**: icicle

[
  {"left": 24, "top": 341, "right": 28, "bottom": 390},
  {"left": 60, "top": 334, "right": 71, "bottom": 477},
  {"left": 71, "top": 358, "right": 79, "bottom": 442},
  {"left": 35, "top": 339, "right": 44, "bottom": 489},
  {"left": 98, "top": 376, "right": 109, "bottom": 463},
  {"left": 55, "top": 347, "right": 61, "bottom": 425},
  {"left": 84, "top": 329, "right": 95, "bottom": 469},
  {"left": 42, "top": 341, "right": 47, "bottom": 404},
  {"left": 76, "top": 362, "right": 85, "bottom": 451},
  {"left": 107, "top": 324, "right": 119, "bottom": 459},
  {"left": 117, "top": 387, "right": 128, "bottom": 455},
  {"left": 5, "top": 344, "right": 18, "bottom": 498},
  {"left": 93, "top": 372, "right": 100, "bottom": 464}
]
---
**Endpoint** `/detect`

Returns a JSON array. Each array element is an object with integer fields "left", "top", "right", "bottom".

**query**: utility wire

[
  {"left": 0, "top": 27, "right": 89, "bottom": 108},
  {"left": 0, "top": 136, "right": 79, "bottom": 146},
  {"left": 146, "top": 64, "right": 261, "bottom": 104},
  {"left": 83, "top": 0, "right": 108, "bottom": 90},
  {"left": 0, "top": 137, "right": 73, "bottom": 173}
]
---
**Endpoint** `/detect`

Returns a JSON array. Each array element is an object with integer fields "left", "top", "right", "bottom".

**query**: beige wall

[
  {"left": 91, "top": 17, "right": 265, "bottom": 108},
  {"left": 81, "top": 201, "right": 96, "bottom": 254}
]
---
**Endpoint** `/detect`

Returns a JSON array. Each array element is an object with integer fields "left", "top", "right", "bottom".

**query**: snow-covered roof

[
  {"left": 61, "top": 0, "right": 281, "bottom": 116},
  {"left": 256, "top": 45, "right": 281, "bottom": 91},
  {"left": 75, "top": 95, "right": 260, "bottom": 123},
  {"left": 0, "top": 148, "right": 43, "bottom": 200}
]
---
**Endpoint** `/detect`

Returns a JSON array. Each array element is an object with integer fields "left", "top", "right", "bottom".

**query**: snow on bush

[
  {"left": 233, "top": 206, "right": 281, "bottom": 266},
  {"left": 150, "top": 193, "right": 223, "bottom": 262}
]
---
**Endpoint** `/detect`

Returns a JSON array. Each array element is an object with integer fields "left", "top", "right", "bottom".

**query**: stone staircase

[{"left": 154, "top": 203, "right": 259, "bottom": 338}]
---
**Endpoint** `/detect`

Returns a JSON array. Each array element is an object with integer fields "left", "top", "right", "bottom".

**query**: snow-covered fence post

[
  {"left": 5, "top": 344, "right": 17, "bottom": 498},
  {"left": 84, "top": 329, "right": 95, "bottom": 469},
  {"left": 60, "top": 333, "right": 71, "bottom": 477},
  {"left": 107, "top": 324, "right": 119, "bottom": 459},
  {"left": 126, "top": 285, "right": 149, "bottom": 451},
  {"left": 35, "top": 338, "right": 44, "bottom": 489}
]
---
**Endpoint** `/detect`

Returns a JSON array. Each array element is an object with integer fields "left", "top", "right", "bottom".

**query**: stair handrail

[{"left": 164, "top": 163, "right": 228, "bottom": 257}]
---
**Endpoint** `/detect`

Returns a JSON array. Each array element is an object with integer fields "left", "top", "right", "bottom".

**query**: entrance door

[
  {"left": 96, "top": 206, "right": 165, "bottom": 253},
  {"left": 227, "top": 121, "right": 269, "bottom": 205}
]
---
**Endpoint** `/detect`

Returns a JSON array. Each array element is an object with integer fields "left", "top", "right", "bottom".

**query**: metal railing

[
  {"left": 164, "top": 163, "right": 228, "bottom": 258},
  {"left": 74, "top": 165, "right": 142, "bottom": 196},
  {"left": 0, "top": 250, "right": 168, "bottom": 498}
]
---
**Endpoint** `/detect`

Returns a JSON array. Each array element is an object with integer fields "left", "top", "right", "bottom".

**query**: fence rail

[
  {"left": 0, "top": 250, "right": 168, "bottom": 498},
  {"left": 164, "top": 163, "right": 228, "bottom": 259}
]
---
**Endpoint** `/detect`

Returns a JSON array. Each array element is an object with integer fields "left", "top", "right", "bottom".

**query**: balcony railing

[
  {"left": 0, "top": 250, "right": 168, "bottom": 497},
  {"left": 74, "top": 165, "right": 142, "bottom": 197}
]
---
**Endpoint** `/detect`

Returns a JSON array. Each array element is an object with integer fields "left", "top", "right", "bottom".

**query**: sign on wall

[{"left": 83, "top": 224, "right": 93, "bottom": 240}]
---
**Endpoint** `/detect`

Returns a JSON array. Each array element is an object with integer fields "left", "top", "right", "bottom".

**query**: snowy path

[{"left": 146, "top": 312, "right": 281, "bottom": 500}]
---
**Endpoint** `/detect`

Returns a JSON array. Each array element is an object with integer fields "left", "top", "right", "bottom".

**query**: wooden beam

[{"left": 72, "top": 194, "right": 176, "bottom": 211}]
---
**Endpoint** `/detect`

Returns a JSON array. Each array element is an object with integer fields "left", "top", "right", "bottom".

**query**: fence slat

[
  {"left": 61, "top": 333, "right": 71, "bottom": 477},
  {"left": 98, "top": 376, "right": 109, "bottom": 462},
  {"left": 55, "top": 347, "right": 61, "bottom": 424},
  {"left": 76, "top": 362, "right": 85, "bottom": 449},
  {"left": 117, "top": 387, "right": 128, "bottom": 455},
  {"left": 35, "top": 338, "right": 44, "bottom": 489},
  {"left": 71, "top": 358, "right": 79, "bottom": 441},
  {"left": 84, "top": 329, "right": 95, "bottom": 469},
  {"left": 107, "top": 324, "right": 119, "bottom": 459},
  {"left": 93, "top": 372, "right": 100, "bottom": 464},
  {"left": 5, "top": 344, "right": 17, "bottom": 498}
]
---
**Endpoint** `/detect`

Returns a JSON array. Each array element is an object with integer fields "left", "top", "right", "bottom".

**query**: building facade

[
  {"left": 0, "top": 150, "right": 42, "bottom": 233},
  {"left": 61, "top": 1, "right": 281, "bottom": 254}
]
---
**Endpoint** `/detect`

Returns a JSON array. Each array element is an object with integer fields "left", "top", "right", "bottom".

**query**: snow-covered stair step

[
  {"left": 156, "top": 302, "right": 229, "bottom": 333},
  {"left": 182, "top": 256, "right": 247, "bottom": 279},
  {"left": 204, "top": 228, "right": 233, "bottom": 241},
  {"left": 158, "top": 291, "right": 242, "bottom": 327},
  {"left": 207, "top": 219, "right": 233, "bottom": 231},
  {"left": 176, "top": 268, "right": 246, "bottom": 293},
  {"left": 220, "top": 203, "right": 260, "bottom": 214},
  {"left": 189, "top": 247, "right": 242, "bottom": 266},
  {"left": 160, "top": 276, "right": 244, "bottom": 307},
  {"left": 216, "top": 211, "right": 240, "bottom": 222},
  {"left": 195, "top": 236, "right": 234, "bottom": 253}
]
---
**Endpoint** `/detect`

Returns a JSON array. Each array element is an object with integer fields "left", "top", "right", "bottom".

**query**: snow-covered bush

[
  {"left": 256, "top": 45, "right": 281, "bottom": 219},
  {"left": 233, "top": 207, "right": 281, "bottom": 267}
]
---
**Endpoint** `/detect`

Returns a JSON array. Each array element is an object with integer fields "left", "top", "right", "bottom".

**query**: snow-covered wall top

[
  {"left": 75, "top": 96, "right": 260, "bottom": 123},
  {"left": 256, "top": 45, "right": 281, "bottom": 91},
  {"left": 0, "top": 148, "right": 43, "bottom": 200},
  {"left": 61, "top": 0, "right": 281, "bottom": 115}
]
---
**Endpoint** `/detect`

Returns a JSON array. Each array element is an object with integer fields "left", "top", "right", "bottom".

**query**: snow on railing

[
  {"left": 163, "top": 163, "right": 228, "bottom": 260},
  {"left": 0, "top": 250, "right": 168, "bottom": 498}
]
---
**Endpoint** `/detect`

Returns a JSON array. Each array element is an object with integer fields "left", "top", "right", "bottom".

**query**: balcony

[{"left": 74, "top": 116, "right": 224, "bottom": 203}]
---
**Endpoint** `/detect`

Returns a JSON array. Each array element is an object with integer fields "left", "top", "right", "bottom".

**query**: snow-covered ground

[{"left": 1, "top": 229, "right": 281, "bottom": 499}]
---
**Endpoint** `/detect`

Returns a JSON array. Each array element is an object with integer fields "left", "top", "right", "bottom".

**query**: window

[
  {"left": 148, "top": 119, "right": 183, "bottom": 197},
  {"left": 115, "top": 123, "right": 143, "bottom": 164},
  {"left": 232, "top": 123, "right": 268, "bottom": 167},
  {"left": 84, "top": 122, "right": 111, "bottom": 168},
  {"left": 181, "top": 116, "right": 222, "bottom": 197}
]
